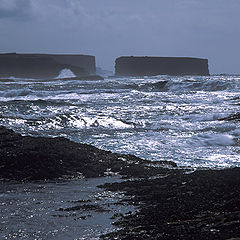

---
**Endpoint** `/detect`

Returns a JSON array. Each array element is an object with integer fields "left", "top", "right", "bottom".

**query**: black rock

[
  {"left": 0, "top": 53, "right": 96, "bottom": 79},
  {"left": 115, "top": 56, "right": 210, "bottom": 77},
  {"left": 0, "top": 126, "right": 175, "bottom": 181},
  {"left": 100, "top": 168, "right": 240, "bottom": 240}
]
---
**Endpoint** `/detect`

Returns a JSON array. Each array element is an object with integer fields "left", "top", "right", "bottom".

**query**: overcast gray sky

[{"left": 0, "top": 0, "right": 239, "bottom": 74}]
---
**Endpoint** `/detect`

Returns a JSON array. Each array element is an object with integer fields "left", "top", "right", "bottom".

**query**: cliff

[
  {"left": 115, "top": 56, "right": 210, "bottom": 76},
  {"left": 0, "top": 53, "right": 96, "bottom": 79}
]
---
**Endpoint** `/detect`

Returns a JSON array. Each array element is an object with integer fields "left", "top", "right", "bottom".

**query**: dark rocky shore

[
  {"left": 100, "top": 168, "right": 240, "bottom": 239},
  {"left": 1, "top": 126, "right": 240, "bottom": 239},
  {"left": 0, "top": 126, "right": 175, "bottom": 181}
]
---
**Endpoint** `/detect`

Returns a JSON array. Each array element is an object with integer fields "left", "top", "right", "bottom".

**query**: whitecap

[
  {"left": 56, "top": 69, "right": 76, "bottom": 79},
  {"left": 70, "top": 116, "right": 133, "bottom": 129},
  {"left": 206, "top": 134, "right": 235, "bottom": 146},
  {"left": 189, "top": 133, "right": 235, "bottom": 147},
  {"left": 2, "top": 89, "right": 32, "bottom": 98}
]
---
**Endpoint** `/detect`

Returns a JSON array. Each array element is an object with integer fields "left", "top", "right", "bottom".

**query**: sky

[{"left": 0, "top": 0, "right": 239, "bottom": 74}]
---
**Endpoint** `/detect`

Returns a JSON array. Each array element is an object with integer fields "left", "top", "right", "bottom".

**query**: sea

[{"left": 0, "top": 69, "right": 240, "bottom": 239}]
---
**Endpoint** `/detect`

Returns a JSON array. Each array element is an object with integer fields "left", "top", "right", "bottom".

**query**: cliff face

[
  {"left": 0, "top": 53, "right": 96, "bottom": 79},
  {"left": 115, "top": 56, "right": 210, "bottom": 76},
  {"left": 39, "top": 54, "right": 96, "bottom": 74}
]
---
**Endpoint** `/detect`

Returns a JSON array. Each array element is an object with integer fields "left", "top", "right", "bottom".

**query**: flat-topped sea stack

[
  {"left": 115, "top": 56, "right": 210, "bottom": 76},
  {"left": 0, "top": 53, "right": 97, "bottom": 79}
]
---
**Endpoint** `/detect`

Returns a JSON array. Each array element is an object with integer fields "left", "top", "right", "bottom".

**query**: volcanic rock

[
  {"left": 0, "top": 53, "right": 96, "bottom": 79},
  {"left": 100, "top": 168, "right": 240, "bottom": 240},
  {"left": 115, "top": 56, "right": 210, "bottom": 76},
  {"left": 0, "top": 126, "right": 175, "bottom": 181}
]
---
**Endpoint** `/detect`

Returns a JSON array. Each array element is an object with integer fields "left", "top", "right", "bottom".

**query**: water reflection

[{"left": 0, "top": 177, "right": 134, "bottom": 240}]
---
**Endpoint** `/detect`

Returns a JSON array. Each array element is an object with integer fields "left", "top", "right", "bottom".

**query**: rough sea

[{"left": 0, "top": 70, "right": 240, "bottom": 239}]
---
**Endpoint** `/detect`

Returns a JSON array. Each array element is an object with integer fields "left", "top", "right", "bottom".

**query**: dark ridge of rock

[
  {"left": 0, "top": 126, "right": 176, "bottom": 181},
  {"left": 100, "top": 168, "right": 240, "bottom": 240},
  {"left": 115, "top": 56, "right": 210, "bottom": 76},
  {"left": 0, "top": 52, "right": 96, "bottom": 79},
  {"left": 58, "top": 204, "right": 109, "bottom": 212},
  {"left": 46, "top": 53, "right": 96, "bottom": 74},
  {"left": 218, "top": 112, "right": 240, "bottom": 121}
]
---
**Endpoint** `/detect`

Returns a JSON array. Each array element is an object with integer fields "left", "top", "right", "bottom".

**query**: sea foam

[
  {"left": 2, "top": 89, "right": 32, "bottom": 98},
  {"left": 56, "top": 69, "right": 76, "bottom": 79},
  {"left": 190, "top": 133, "right": 235, "bottom": 147}
]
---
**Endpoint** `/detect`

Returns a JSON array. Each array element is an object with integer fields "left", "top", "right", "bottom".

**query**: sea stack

[
  {"left": 0, "top": 53, "right": 96, "bottom": 79},
  {"left": 115, "top": 56, "right": 210, "bottom": 76}
]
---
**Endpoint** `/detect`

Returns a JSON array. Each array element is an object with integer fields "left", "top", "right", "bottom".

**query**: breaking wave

[
  {"left": 56, "top": 69, "right": 76, "bottom": 79},
  {"left": 0, "top": 74, "right": 240, "bottom": 168},
  {"left": 189, "top": 133, "right": 235, "bottom": 147},
  {"left": 1, "top": 89, "right": 32, "bottom": 98},
  {"left": 116, "top": 76, "right": 238, "bottom": 93}
]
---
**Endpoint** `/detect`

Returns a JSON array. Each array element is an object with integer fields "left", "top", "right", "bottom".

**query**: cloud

[
  {"left": 0, "top": 0, "right": 33, "bottom": 21},
  {"left": 0, "top": 0, "right": 17, "bottom": 10},
  {"left": 0, "top": 0, "right": 240, "bottom": 73},
  {"left": 28, "top": 0, "right": 94, "bottom": 30}
]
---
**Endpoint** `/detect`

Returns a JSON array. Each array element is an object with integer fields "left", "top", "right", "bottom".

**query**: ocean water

[
  {"left": 0, "top": 72, "right": 240, "bottom": 239},
  {"left": 0, "top": 177, "right": 133, "bottom": 240},
  {"left": 0, "top": 73, "right": 239, "bottom": 168}
]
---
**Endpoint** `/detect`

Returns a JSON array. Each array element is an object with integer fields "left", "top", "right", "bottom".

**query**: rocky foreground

[
  {"left": 1, "top": 126, "right": 240, "bottom": 239},
  {"left": 0, "top": 126, "right": 175, "bottom": 181},
  {"left": 100, "top": 168, "right": 240, "bottom": 239}
]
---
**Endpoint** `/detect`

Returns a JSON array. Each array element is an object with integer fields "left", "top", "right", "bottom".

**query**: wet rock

[
  {"left": 71, "top": 199, "right": 91, "bottom": 204},
  {"left": 58, "top": 204, "right": 109, "bottom": 212},
  {"left": 100, "top": 168, "right": 240, "bottom": 239},
  {"left": 0, "top": 126, "right": 175, "bottom": 181}
]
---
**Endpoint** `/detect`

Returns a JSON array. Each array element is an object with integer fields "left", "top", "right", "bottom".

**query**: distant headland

[
  {"left": 115, "top": 56, "right": 210, "bottom": 76},
  {"left": 0, "top": 52, "right": 99, "bottom": 79},
  {"left": 0, "top": 53, "right": 210, "bottom": 79}
]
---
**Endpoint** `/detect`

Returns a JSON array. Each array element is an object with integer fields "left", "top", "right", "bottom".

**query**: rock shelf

[{"left": 0, "top": 126, "right": 175, "bottom": 181}]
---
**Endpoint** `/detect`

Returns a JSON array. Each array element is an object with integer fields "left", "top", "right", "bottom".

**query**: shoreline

[
  {"left": 0, "top": 125, "right": 177, "bottom": 181},
  {"left": 100, "top": 168, "right": 240, "bottom": 239},
  {"left": 1, "top": 126, "right": 240, "bottom": 239}
]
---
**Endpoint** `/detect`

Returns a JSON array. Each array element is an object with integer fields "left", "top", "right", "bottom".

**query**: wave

[
  {"left": 0, "top": 90, "right": 119, "bottom": 102},
  {"left": 1, "top": 89, "right": 32, "bottom": 98},
  {"left": 167, "top": 79, "right": 236, "bottom": 92},
  {"left": 188, "top": 133, "right": 235, "bottom": 147},
  {"left": 121, "top": 77, "right": 238, "bottom": 93},
  {"left": 123, "top": 80, "right": 168, "bottom": 92},
  {"left": 0, "top": 113, "right": 137, "bottom": 130},
  {"left": 0, "top": 78, "right": 15, "bottom": 83},
  {"left": 0, "top": 76, "right": 36, "bottom": 81},
  {"left": 69, "top": 116, "right": 133, "bottom": 129},
  {"left": 0, "top": 69, "right": 76, "bottom": 82},
  {"left": 56, "top": 69, "right": 76, "bottom": 79}
]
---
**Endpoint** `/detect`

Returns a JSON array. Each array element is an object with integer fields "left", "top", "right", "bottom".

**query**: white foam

[
  {"left": 2, "top": 89, "right": 32, "bottom": 98},
  {"left": 50, "top": 93, "right": 80, "bottom": 100},
  {"left": 190, "top": 133, "right": 235, "bottom": 147},
  {"left": 0, "top": 76, "right": 35, "bottom": 80},
  {"left": 232, "top": 128, "right": 240, "bottom": 137},
  {"left": 70, "top": 116, "right": 132, "bottom": 129},
  {"left": 56, "top": 69, "right": 76, "bottom": 79},
  {"left": 207, "top": 134, "right": 234, "bottom": 146}
]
